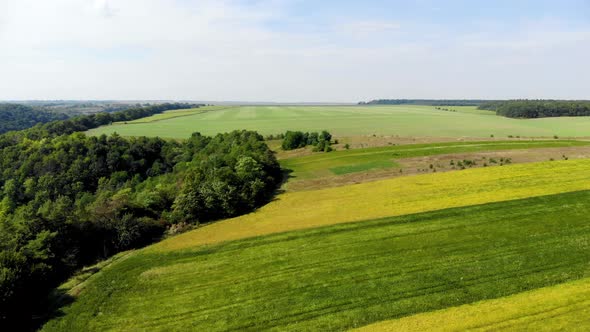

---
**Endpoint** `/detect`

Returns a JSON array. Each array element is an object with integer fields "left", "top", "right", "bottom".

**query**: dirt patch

[
  {"left": 274, "top": 135, "right": 583, "bottom": 160},
  {"left": 285, "top": 146, "right": 590, "bottom": 192}
]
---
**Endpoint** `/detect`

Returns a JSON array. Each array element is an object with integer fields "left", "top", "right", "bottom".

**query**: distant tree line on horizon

[
  {"left": 359, "top": 99, "right": 491, "bottom": 106},
  {"left": 359, "top": 99, "right": 590, "bottom": 119},
  {"left": 478, "top": 100, "right": 590, "bottom": 118},
  {"left": 0, "top": 103, "right": 201, "bottom": 145},
  {"left": 0, "top": 104, "right": 280, "bottom": 327}
]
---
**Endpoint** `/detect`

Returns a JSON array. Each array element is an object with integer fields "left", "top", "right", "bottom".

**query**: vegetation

[
  {"left": 152, "top": 159, "right": 590, "bottom": 252},
  {"left": 479, "top": 100, "right": 590, "bottom": 118},
  {"left": 0, "top": 104, "right": 68, "bottom": 134},
  {"left": 280, "top": 140, "right": 590, "bottom": 181},
  {"left": 356, "top": 277, "right": 590, "bottom": 331},
  {"left": 281, "top": 130, "right": 333, "bottom": 152},
  {"left": 0, "top": 105, "right": 280, "bottom": 327},
  {"left": 359, "top": 99, "right": 491, "bottom": 106},
  {"left": 87, "top": 105, "right": 590, "bottom": 138},
  {"left": 4, "top": 102, "right": 590, "bottom": 330},
  {"left": 0, "top": 103, "right": 198, "bottom": 147},
  {"left": 43, "top": 190, "right": 590, "bottom": 331},
  {"left": 17, "top": 101, "right": 151, "bottom": 115},
  {"left": 119, "top": 106, "right": 230, "bottom": 124}
]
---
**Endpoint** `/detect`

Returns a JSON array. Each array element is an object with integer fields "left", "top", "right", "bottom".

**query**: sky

[{"left": 0, "top": 0, "right": 589, "bottom": 102}]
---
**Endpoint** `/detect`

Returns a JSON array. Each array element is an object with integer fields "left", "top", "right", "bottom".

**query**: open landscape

[
  {"left": 2, "top": 1, "right": 590, "bottom": 331},
  {"left": 36, "top": 106, "right": 590, "bottom": 331},
  {"left": 88, "top": 105, "right": 590, "bottom": 138}
]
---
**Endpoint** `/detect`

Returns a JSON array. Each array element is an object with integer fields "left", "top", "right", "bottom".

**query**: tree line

[
  {"left": 0, "top": 103, "right": 201, "bottom": 147},
  {"left": 359, "top": 99, "right": 491, "bottom": 106},
  {"left": 0, "top": 104, "right": 281, "bottom": 327},
  {"left": 478, "top": 100, "right": 590, "bottom": 118},
  {"left": 0, "top": 104, "right": 69, "bottom": 134}
]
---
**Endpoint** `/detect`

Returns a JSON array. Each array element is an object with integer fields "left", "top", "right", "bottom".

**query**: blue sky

[{"left": 0, "top": 0, "right": 588, "bottom": 101}]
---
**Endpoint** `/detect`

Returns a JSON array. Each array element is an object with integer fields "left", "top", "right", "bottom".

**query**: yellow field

[
  {"left": 152, "top": 159, "right": 590, "bottom": 252},
  {"left": 355, "top": 277, "right": 590, "bottom": 331}
]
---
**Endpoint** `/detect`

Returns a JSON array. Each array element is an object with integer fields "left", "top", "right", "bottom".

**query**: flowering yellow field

[
  {"left": 152, "top": 159, "right": 590, "bottom": 252},
  {"left": 355, "top": 277, "right": 590, "bottom": 331}
]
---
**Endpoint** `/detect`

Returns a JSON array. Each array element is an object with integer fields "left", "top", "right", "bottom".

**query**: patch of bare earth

[
  {"left": 274, "top": 135, "right": 585, "bottom": 160},
  {"left": 285, "top": 146, "right": 590, "bottom": 192}
]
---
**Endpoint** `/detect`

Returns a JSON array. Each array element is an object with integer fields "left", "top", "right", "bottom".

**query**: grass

[
  {"left": 152, "top": 159, "right": 590, "bottom": 252},
  {"left": 86, "top": 105, "right": 590, "bottom": 138},
  {"left": 280, "top": 140, "right": 590, "bottom": 180},
  {"left": 119, "top": 106, "right": 232, "bottom": 124},
  {"left": 356, "top": 277, "right": 590, "bottom": 331},
  {"left": 43, "top": 190, "right": 590, "bottom": 331}
]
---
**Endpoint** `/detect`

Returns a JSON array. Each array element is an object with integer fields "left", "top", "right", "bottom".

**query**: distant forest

[
  {"left": 0, "top": 104, "right": 68, "bottom": 134},
  {"left": 360, "top": 99, "right": 590, "bottom": 119},
  {"left": 359, "top": 99, "right": 491, "bottom": 106},
  {"left": 478, "top": 100, "right": 590, "bottom": 118}
]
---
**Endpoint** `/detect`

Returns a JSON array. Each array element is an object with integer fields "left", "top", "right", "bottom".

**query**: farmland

[
  {"left": 151, "top": 158, "right": 590, "bottom": 251},
  {"left": 357, "top": 277, "right": 590, "bottom": 331},
  {"left": 43, "top": 190, "right": 590, "bottom": 331},
  {"left": 7, "top": 1, "right": 590, "bottom": 330},
  {"left": 280, "top": 140, "right": 590, "bottom": 181},
  {"left": 118, "top": 106, "right": 231, "bottom": 124},
  {"left": 38, "top": 104, "right": 590, "bottom": 331},
  {"left": 87, "top": 105, "right": 590, "bottom": 138}
]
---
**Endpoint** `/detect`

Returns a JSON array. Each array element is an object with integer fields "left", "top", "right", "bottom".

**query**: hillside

[
  {"left": 43, "top": 191, "right": 590, "bottom": 331},
  {"left": 42, "top": 159, "right": 590, "bottom": 331},
  {"left": 0, "top": 104, "right": 68, "bottom": 134}
]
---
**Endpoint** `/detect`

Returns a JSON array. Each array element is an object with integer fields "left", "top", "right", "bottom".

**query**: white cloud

[
  {"left": 337, "top": 20, "right": 401, "bottom": 37},
  {"left": 0, "top": 1, "right": 588, "bottom": 101}
]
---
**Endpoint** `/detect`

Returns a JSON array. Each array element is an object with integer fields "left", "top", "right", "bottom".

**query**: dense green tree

[
  {"left": 479, "top": 100, "right": 590, "bottom": 118},
  {"left": 281, "top": 130, "right": 334, "bottom": 152},
  {"left": 0, "top": 105, "right": 280, "bottom": 327},
  {"left": 361, "top": 99, "right": 491, "bottom": 106},
  {"left": 282, "top": 131, "right": 307, "bottom": 150},
  {"left": 0, "top": 104, "right": 69, "bottom": 134}
]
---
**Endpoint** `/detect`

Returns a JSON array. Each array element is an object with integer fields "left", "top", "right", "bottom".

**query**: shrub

[{"left": 282, "top": 130, "right": 333, "bottom": 152}]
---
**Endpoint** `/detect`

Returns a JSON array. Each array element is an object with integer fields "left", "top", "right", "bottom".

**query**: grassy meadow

[
  {"left": 280, "top": 140, "right": 590, "bottom": 180},
  {"left": 43, "top": 190, "right": 590, "bottom": 331},
  {"left": 356, "top": 277, "right": 590, "bottom": 332},
  {"left": 120, "top": 106, "right": 232, "bottom": 124},
  {"left": 151, "top": 159, "right": 590, "bottom": 251},
  {"left": 87, "top": 105, "right": 590, "bottom": 138}
]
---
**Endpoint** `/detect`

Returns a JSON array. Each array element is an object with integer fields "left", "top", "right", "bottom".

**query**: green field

[
  {"left": 357, "top": 277, "right": 590, "bottom": 331},
  {"left": 43, "top": 190, "right": 590, "bottom": 331},
  {"left": 120, "top": 106, "right": 232, "bottom": 124},
  {"left": 43, "top": 105, "right": 590, "bottom": 330},
  {"left": 87, "top": 105, "right": 590, "bottom": 138},
  {"left": 281, "top": 140, "right": 590, "bottom": 180},
  {"left": 151, "top": 159, "right": 590, "bottom": 252}
]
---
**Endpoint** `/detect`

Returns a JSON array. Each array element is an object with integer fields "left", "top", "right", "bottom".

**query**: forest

[
  {"left": 0, "top": 105, "right": 281, "bottom": 327},
  {"left": 359, "top": 99, "right": 490, "bottom": 106},
  {"left": 478, "top": 100, "right": 590, "bottom": 118},
  {"left": 0, "top": 104, "right": 68, "bottom": 134}
]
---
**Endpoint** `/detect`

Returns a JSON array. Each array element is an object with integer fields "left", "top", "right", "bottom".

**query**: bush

[
  {"left": 281, "top": 130, "right": 333, "bottom": 152},
  {"left": 281, "top": 131, "right": 307, "bottom": 150}
]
